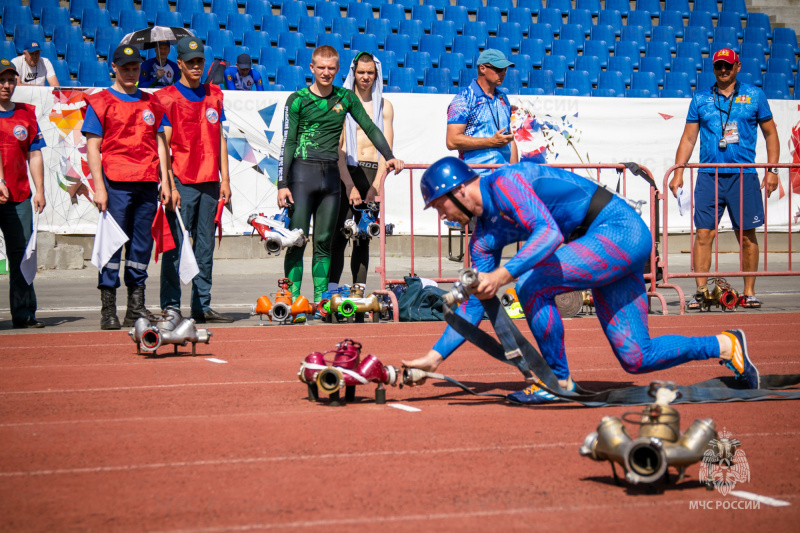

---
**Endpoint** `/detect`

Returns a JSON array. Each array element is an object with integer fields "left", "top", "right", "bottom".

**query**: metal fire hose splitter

[
  {"left": 298, "top": 339, "right": 399, "bottom": 406},
  {"left": 341, "top": 202, "right": 394, "bottom": 241},
  {"left": 443, "top": 267, "right": 480, "bottom": 307},
  {"left": 128, "top": 308, "right": 212, "bottom": 356},
  {"left": 694, "top": 277, "right": 744, "bottom": 312},
  {"left": 251, "top": 278, "right": 313, "bottom": 324},
  {"left": 579, "top": 381, "right": 718, "bottom": 487},
  {"left": 248, "top": 207, "right": 307, "bottom": 257}
]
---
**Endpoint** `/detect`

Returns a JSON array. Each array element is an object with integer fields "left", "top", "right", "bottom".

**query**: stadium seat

[
  {"left": 399, "top": 19, "right": 425, "bottom": 48},
  {"left": 502, "top": 68, "right": 522, "bottom": 94},
  {"left": 591, "top": 87, "right": 621, "bottom": 97},
  {"left": 223, "top": 45, "right": 250, "bottom": 66},
  {"left": 313, "top": 0, "right": 340, "bottom": 29},
  {"left": 628, "top": 11, "right": 653, "bottom": 38},
  {"left": 262, "top": 83, "right": 285, "bottom": 91},
  {"left": 463, "top": 21, "right": 488, "bottom": 50},
  {"left": 439, "top": 53, "right": 466, "bottom": 84},
  {"left": 487, "top": 0, "right": 513, "bottom": 15},
  {"left": 645, "top": 41, "right": 672, "bottom": 63},
  {"left": 676, "top": 41, "right": 703, "bottom": 71},
  {"left": 66, "top": 42, "right": 97, "bottom": 74},
  {"left": 770, "top": 44, "right": 798, "bottom": 69},
  {"left": 742, "top": 27, "right": 769, "bottom": 53},
  {"left": 583, "top": 40, "right": 610, "bottom": 68},
  {"left": 696, "top": 71, "right": 716, "bottom": 90},
  {"left": 28, "top": 0, "right": 58, "bottom": 19},
  {"left": 560, "top": 24, "right": 587, "bottom": 49},
  {"left": 636, "top": 0, "right": 661, "bottom": 18},
  {"left": 510, "top": 54, "right": 532, "bottom": 84},
  {"left": 717, "top": 12, "right": 743, "bottom": 40},
  {"left": 411, "top": 4, "right": 437, "bottom": 32},
  {"left": 548, "top": 0, "right": 572, "bottom": 15},
  {"left": 13, "top": 25, "right": 46, "bottom": 55},
  {"left": 518, "top": 0, "right": 543, "bottom": 15},
  {"left": 413, "top": 85, "right": 438, "bottom": 94},
  {"left": 119, "top": 9, "right": 148, "bottom": 36},
  {"left": 279, "top": 0, "right": 306, "bottom": 30},
  {"left": 597, "top": 10, "right": 622, "bottom": 37},
  {"left": 710, "top": 41, "right": 738, "bottom": 59},
  {"left": 68, "top": 0, "right": 97, "bottom": 22},
  {"left": 361, "top": 20, "right": 389, "bottom": 49},
  {"left": 538, "top": 8, "right": 562, "bottom": 36},
  {"left": 295, "top": 48, "right": 314, "bottom": 80},
  {"left": 453, "top": 36, "right": 480, "bottom": 66},
  {"left": 259, "top": 47, "right": 288, "bottom": 79},
  {"left": 626, "top": 88, "right": 655, "bottom": 98},
  {"left": 713, "top": 27, "right": 739, "bottom": 50},
  {"left": 576, "top": 0, "right": 601, "bottom": 16},
  {"left": 568, "top": 8, "right": 593, "bottom": 34},
  {"left": 332, "top": 17, "right": 358, "bottom": 40},
  {"left": 693, "top": 0, "right": 719, "bottom": 18},
  {"left": 529, "top": 69, "right": 555, "bottom": 94},
  {"left": 50, "top": 58, "right": 70, "bottom": 83},
  {"left": 497, "top": 22, "right": 523, "bottom": 51},
  {"left": 614, "top": 41, "right": 642, "bottom": 68},
  {"left": 597, "top": 71, "right": 626, "bottom": 95},
  {"left": 687, "top": 12, "right": 714, "bottom": 39},
  {"left": 565, "top": 70, "right": 592, "bottom": 96},
  {"left": 651, "top": 27, "right": 678, "bottom": 54},
  {"left": 177, "top": 0, "right": 205, "bottom": 26},
  {"left": 80, "top": 8, "right": 111, "bottom": 38},
  {"left": 736, "top": 71, "right": 756, "bottom": 86},
  {"left": 529, "top": 23, "right": 554, "bottom": 51},
  {"left": 683, "top": 26, "right": 710, "bottom": 54},
  {"left": 0, "top": 40, "right": 16, "bottom": 61},
  {"left": 605, "top": 0, "right": 630, "bottom": 17},
  {"left": 738, "top": 57, "right": 763, "bottom": 86},
  {"left": 379, "top": 4, "right": 406, "bottom": 31},
  {"left": 520, "top": 39, "right": 547, "bottom": 68},
  {"left": 389, "top": 67, "right": 416, "bottom": 93},
  {"left": 431, "top": 20, "right": 457, "bottom": 49},
  {"left": 639, "top": 57, "right": 665, "bottom": 87},
  {"left": 576, "top": 55, "right": 601, "bottom": 85},
  {"left": 207, "top": 30, "right": 235, "bottom": 59},
  {"left": 351, "top": 34, "right": 379, "bottom": 55},
  {"left": 37, "top": 41, "right": 57, "bottom": 64},
  {"left": 276, "top": 65, "right": 306, "bottom": 91},
  {"left": 347, "top": 2, "right": 374, "bottom": 31},
  {"left": 722, "top": 0, "right": 748, "bottom": 20},
  {"left": 767, "top": 58, "right": 795, "bottom": 86},
  {"left": 424, "top": 67, "right": 451, "bottom": 93},
  {"left": 476, "top": 6, "right": 502, "bottom": 34},
  {"left": 383, "top": 85, "right": 402, "bottom": 93},
  {"left": 671, "top": 57, "right": 699, "bottom": 86},
  {"left": 420, "top": 35, "right": 446, "bottom": 65},
  {"left": 486, "top": 37, "right": 512, "bottom": 59},
  {"left": 608, "top": 56, "right": 634, "bottom": 86},
  {"left": 658, "top": 10, "right": 684, "bottom": 39},
  {"left": 772, "top": 28, "right": 800, "bottom": 55},
  {"left": 227, "top": 13, "right": 255, "bottom": 42},
  {"left": 78, "top": 60, "right": 110, "bottom": 87},
  {"left": 315, "top": 33, "right": 343, "bottom": 50},
  {"left": 552, "top": 40, "right": 578, "bottom": 68},
  {"left": 155, "top": 10, "right": 184, "bottom": 29},
  {"left": 700, "top": 57, "right": 714, "bottom": 74},
  {"left": 664, "top": 0, "right": 690, "bottom": 18},
  {"left": 458, "top": 67, "right": 477, "bottom": 88},
  {"left": 190, "top": 12, "right": 220, "bottom": 41},
  {"left": 40, "top": 6, "right": 70, "bottom": 38},
  {"left": 426, "top": 0, "right": 450, "bottom": 13},
  {"left": 94, "top": 27, "right": 125, "bottom": 59},
  {"left": 542, "top": 55, "right": 567, "bottom": 85},
  {"left": 405, "top": 52, "right": 432, "bottom": 82},
  {"left": 373, "top": 50, "right": 397, "bottom": 79},
  {"left": 663, "top": 71, "right": 692, "bottom": 95},
  {"left": 53, "top": 25, "right": 83, "bottom": 57},
  {"left": 394, "top": 0, "right": 417, "bottom": 11},
  {"left": 747, "top": 12, "right": 772, "bottom": 39},
  {"left": 297, "top": 16, "right": 324, "bottom": 46},
  {"left": 507, "top": 7, "right": 532, "bottom": 35},
  {"left": 367, "top": 0, "right": 389, "bottom": 11},
  {"left": 385, "top": 34, "right": 412, "bottom": 60},
  {"left": 141, "top": 0, "right": 169, "bottom": 24},
  {"left": 277, "top": 32, "right": 305, "bottom": 62},
  {"left": 762, "top": 72, "right": 790, "bottom": 99},
  {"left": 243, "top": 31, "right": 271, "bottom": 53},
  {"left": 620, "top": 26, "right": 647, "bottom": 52}
]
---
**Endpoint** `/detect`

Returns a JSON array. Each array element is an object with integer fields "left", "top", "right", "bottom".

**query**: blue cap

[
  {"left": 476, "top": 49, "right": 514, "bottom": 68},
  {"left": 24, "top": 40, "right": 41, "bottom": 53}
]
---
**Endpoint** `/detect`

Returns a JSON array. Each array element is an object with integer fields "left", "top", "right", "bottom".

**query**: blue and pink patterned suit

[{"left": 433, "top": 162, "right": 719, "bottom": 379}]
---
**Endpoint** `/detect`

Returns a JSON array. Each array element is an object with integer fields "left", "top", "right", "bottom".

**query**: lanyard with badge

[{"left": 714, "top": 85, "right": 738, "bottom": 150}]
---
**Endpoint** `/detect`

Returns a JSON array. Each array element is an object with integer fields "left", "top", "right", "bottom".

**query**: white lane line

[
  {"left": 205, "top": 358, "right": 227, "bottom": 364},
  {"left": 388, "top": 403, "right": 421, "bottom": 412},
  {"left": 0, "top": 381, "right": 292, "bottom": 395},
  {"left": 730, "top": 490, "right": 791, "bottom": 507}
]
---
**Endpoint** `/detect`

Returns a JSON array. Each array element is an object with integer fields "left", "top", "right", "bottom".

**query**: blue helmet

[{"left": 420, "top": 157, "right": 479, "bottom": 209}]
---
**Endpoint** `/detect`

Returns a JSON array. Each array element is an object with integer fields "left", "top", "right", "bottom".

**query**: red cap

[{"left": 712, "top": 48, "right": 739, "bottom": 64}]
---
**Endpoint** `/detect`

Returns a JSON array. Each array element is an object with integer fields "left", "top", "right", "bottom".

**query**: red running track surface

[{"left": 1, "top": 313, "right": 798, "bottom": 531}]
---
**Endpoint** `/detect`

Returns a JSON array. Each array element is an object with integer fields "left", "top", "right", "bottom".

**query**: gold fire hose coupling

[
  {"left": 443, "top": 267, "right": 480, "bottom": 307},
  {"left": 579, "top": 381, "right": 718, "bottom": 486},
  {"left": 694, "top": 277, "right": 741, "bottom": 312}
]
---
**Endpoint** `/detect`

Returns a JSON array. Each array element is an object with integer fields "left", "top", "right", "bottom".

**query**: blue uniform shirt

[
  {"left": 447, "top": 79, "right": 512, "bottom": 176},
  {"left": 433, "top": 162, "right": 601, "bottom": 358},
  {"left": 223, "top": 66, "right": 264, "bottom": 91},
  {"left": 686, "top": 81, "right": 772, "bottom": 175},
  {"left": 139, "top": 58, "right": 180, "bottom": 88}
]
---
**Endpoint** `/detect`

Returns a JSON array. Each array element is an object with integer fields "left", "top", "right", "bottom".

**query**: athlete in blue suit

[
  {"left": 402, "top": 157, "right": 760, "bottom": 403},
  {"left": 224, "top": 54, "right": 264, "bottom": 91}
]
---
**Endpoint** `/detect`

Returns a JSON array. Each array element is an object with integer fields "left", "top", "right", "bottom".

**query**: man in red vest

[
  {"left": 0, "top": 57, "right": 46, "bottom": 328},
  {"left": 157, "top": 36, "right": 233, "bottom": 323},
  {"left": 82, "top": 45, "right": 171, "bottom": 329}
]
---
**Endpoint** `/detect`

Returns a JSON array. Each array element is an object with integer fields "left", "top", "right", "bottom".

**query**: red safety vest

[
  {"left": 84, "top": 90, "right": 165, "bottom": 183},
  {"left": 157, "top": 83, "right": 223, "bottom": 185},
  {"left": 0, "top": 103, "right": 39, "bottom": 202}
]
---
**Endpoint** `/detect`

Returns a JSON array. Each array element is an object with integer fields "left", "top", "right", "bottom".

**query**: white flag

[
  {"left": 677, "top": 185, "right": 691, "bottom": 217},
  {"left": 20, "top": 211, "right": 39, "bottom": 285},
  {"left": 175, "top": 207, "right": 199, "bottom": 284},
  {"left": 91, "top": 211, "right": 129, "bottom": 271}
]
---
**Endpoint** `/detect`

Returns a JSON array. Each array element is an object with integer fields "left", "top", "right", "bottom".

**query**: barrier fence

[
  {"left": 659, "top": 163, "right": 800, "bottom": 314},
  {"left": 375, "top": 162, "right": 668, "bottom": 314}
]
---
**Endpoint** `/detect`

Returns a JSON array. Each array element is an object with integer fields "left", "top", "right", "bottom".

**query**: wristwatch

[
  {"left": 766, "top": 167, "right": 779, "bottom": 174},
  {"left": 0, "top": 178, "right": 6, "bottom": 186}
]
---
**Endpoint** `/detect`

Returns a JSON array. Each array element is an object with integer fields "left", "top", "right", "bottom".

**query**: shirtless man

[{"left": 329, "top": 52, "right": 395, "bottom": 291}]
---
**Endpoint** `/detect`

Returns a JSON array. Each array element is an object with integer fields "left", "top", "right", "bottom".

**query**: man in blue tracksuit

[
  {"left": 224, "top": 54, "right": 263, "bottom": 91},
  {"left": 403, "top": 157, "right": 761, "bottom": 403}
]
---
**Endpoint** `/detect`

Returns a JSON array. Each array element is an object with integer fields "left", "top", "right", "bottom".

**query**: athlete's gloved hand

[
  {"left": 385, "top": 158, "right": 405, "bottom": 174},
  {"left": 277, "top": 187, "right": 294, "bottom": 208},
  {"left": 473, "top": 267, "right": 514, "bottom": 300}
]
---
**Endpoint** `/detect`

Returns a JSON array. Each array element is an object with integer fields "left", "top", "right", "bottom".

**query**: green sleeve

[
  {"left": 278, "top": 93, "right": 300, "bottom": 189},
  {"left": 346, "top": 93, "right": 395, "bottom": 161}
]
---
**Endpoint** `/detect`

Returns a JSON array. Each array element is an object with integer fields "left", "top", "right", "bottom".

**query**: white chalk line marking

[
  {"left": 730, "top": 490, "right": 791, "bottom": 507},
  {"left": 388, "top": 403, "right": 421, "bottom": 413},
  {"left": 205, "top": 358, "right": 227, "bottom": 364}
]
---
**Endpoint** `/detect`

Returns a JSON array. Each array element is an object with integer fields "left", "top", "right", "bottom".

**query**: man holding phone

[{"left": 446, "top": 49, "right": 518, "bottom": 176}]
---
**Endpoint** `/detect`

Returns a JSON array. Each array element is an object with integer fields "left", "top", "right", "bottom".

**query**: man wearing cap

[
  {"left": 0, "top": 58, "right": 47, "bottom": 328},
  {"left": 446, "top": 49, "right": 517, "bottom": 177},
  {"left": 82, "top": 45, "right": 171, "bottom": 330},
  {"left": 223, "top": 54, "right": 263, "bottom": 91},
  {"left": 12, "top": 41, "right": 59, "bottom": 87},
  {"left": 670, "top": 47, "right": 780, "bottom": 310},
  {"left": 157, "top": 36, "right": 234, "bottom": 324},
  {"left": 139, "top": 41, "right": 180, "bottom": 88}
]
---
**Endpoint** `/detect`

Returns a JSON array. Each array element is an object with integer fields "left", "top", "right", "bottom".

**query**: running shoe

[
  {"left": 721, "top": 329, "right": 760, "bottom": 389},
  {"left": 506, "top": 379, "right": 564, "bottom": 405}
]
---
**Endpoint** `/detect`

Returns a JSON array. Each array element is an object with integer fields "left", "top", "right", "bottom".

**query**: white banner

[{"left": 12, "top": 86, "right": 800, "bottom": 236}]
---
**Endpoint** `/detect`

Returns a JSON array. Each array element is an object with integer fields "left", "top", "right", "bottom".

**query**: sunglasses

[{"left": 713, "top": 62, "right": 735, "bottom": 71}]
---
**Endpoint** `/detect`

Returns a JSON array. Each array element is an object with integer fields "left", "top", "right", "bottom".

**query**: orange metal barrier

[
  {"left": 659, "top": 163, "right": 800, "bottom": 314},
  {"left": 374, "top": 162, "right": 668, "bottom": 314}
]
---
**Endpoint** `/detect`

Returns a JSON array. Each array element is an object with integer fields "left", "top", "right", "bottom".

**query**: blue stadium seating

[
  {"left": 399, "top": 19, "right": 425, "bottom": 48},
  {"left": 80, "top": 8, "right": 111, "bottom": 38},
  {"left": 351, "top": 34, "right": 379, "bottom": 55},
  {"left": 529, "top": 23, "right": 554, "bottom": 51},
  {"left": 620, "top": 26, "right": 647, "bottom": 52},
  {"left": 626, "top": 88, "right": 656, "bottom": 98},
  {"left": 277, "top": 31, "right": 305, "bottom": 61},
  {"left": 297, "top": 16, "right": 324, "bottom": 45},
  {"left": 260, "top": 15, "right": 288, "bottom": 45},
  {"left": 518, "top": 0, "right": 543, "bottom": 15},
  {"left": 13, "top": 25, "right": 46, "bottom": 54},
  {"left": 432, "top": 20, "right": 458, "bottom": 49},
  {"left": 95, "top": 27, "right": 125, "bottom": 58},
  {"left": 636, "top": 0, "right": 661, "bottom": 18},
  {"left": 488, "top": 0, "right": 513, "bottom": 15},
  {"left": 683, "top": 26, "right": 710, "bottom": 53},
  {"left": 119, "top": 9, "right": 149, "bottom": 36},
  {"left": 53, "top": 25, "right": 83, "bottom": 57},
  {"left": 40, "top": 7, "right": 70, "bottom": 40},
  {"left": 639, "top": 57, "right": 666, "bottom": 86},
  {"left": 315, "top": 33, "right": 343, "bottom": 50},
  {"left": 664, "top": 0, "right": 690, "bottom": 18},
  {"left": 439, "top": 53, "right": 466, "bottom": 84},
  {"left": 486, "top": 36, "right": 512, "bottom": 59},
  {"left": 767, "top": 58, "right": 795, "bottom": 86},
  {"left": 227, "top": 13, "right": 256, "bottom": 42},
  {"left": 567, "top": 9, "right": 593, "bottom": 36},
  {"left": 463, "top": 21, "right": 488, "bottom": 50},
  {"left": 243, "top": 31, "right": 271, "bottom": 53},
  {"left": 552, "top": 40, "right": 578, "bottom": 68},
  {"left": 597, "top": 71, "right": 626, "bottom": 94},
  {"left": 739, "top": 57, "right": 763, "bottom": 86},
  {"left": 332, "top": 17, "right": 358, "bottom": 40},
  {"left": 502, "top": 68, "right": 522, "bottom": 94},
  {"left": 190, "top": 12, "right": 220, "bottom": 41},
  {"left": 424, "top": 67, "right": 451, "bottom": 93},
  {"left": 413, "top": 85, "right": 439, "bottom": 94},
  {"left": 453, "top": 36, "right": 480, "bottom": 66},
  {"left": 615, "top": 41, "right": 642, "bottom": 67},
  {"left": 50, "top": 58, "right": 70, "bottom": 84},
  {"left": 520, "top": 39, "right": 547, "bottom": 68},
  {"left": 628, "top": 11, "right": 653, "bottom": 38},
  {"left": 295, "top": 48, "right": 314, "bottom": 80},
  {"left": 411, "top": 4, "right": 438, "bottom": 32},
  {"left": 420, "top": 35, "right": 446, "bottom": 65},
  {"left": 770, "top": 44, "right": 798, "bottom": 70},
  {"left": 742, "top": 27, "right": 769, "bottom": 52},
  {"left": 37, "top": 41, "right": 57, "bottom": 64},
  {"left": 510, "top": 54, "right": 532, "bottom": 84},
  {"left": 577, "top": 0, "right": 601, "bottom": 16},
  {"left": 365, "top": 18, "right": 391, "bottom": 48},
  {"left": 675, "top": 41, "right": 702, "bottom": 70},
  {"left": 458, "top": 67, "right": 477, "bottom": 87},
  {"left": 404, "top": 52, "right": 432, "bottom": 82},
  {"left": 68, "top": 0, "right": 97, "bottom": 22},
  {"left": 207, "top": 30, "right": 235, "bottom": 59},
  {"left": 498, "top": 22, "right": 523, "bottom": 51},
  {"left": 693, "top": 0, "right": 719, "bottom": 19},
  {"left": 658, "top": 10, "right": 684, "bottom": 39},
  {"left": 3, "top": 6, "right": 32, "bottom": 36},
  {"left": 772, "top": 28, "right": 800, "bottom": 55},
  {"left": 710, "top": 41, "right": 738, "bottom": 59},
  {"left": 383, "top": 85, "right": 402, "bottom": 93},
  {"left": 0, "top": 40, "right": 16, "bottom": 61},
  {"left": 66, "top": 42, "right": 97, "bottom": 74},
  {"left": 747, "top": 12, "right": 772, "bottom": 39},
  {"left": 507, "top": 7, "right": 532, "bottom": 35},
  {"left": 565, "top": 70, "right": 592, "bottom": 96},
  {"left": 542, "top": 55, "right": 567, "bottom": 85},
  {"left": 717, "top": 11, "right": 743, "bottom": 40},
  {"left": 762, "top": 73, "right": 790, "bottom": 99},
  {"left": 597, "top": 10, "right": 622, "bottom": 37},
  {"left": 591, "top": 88, "right": 621, "bottom": 97},
  {"left": 176, "top": 0, "right": 204, "bottom": 25},
  {"left": 576, "top": 55, "right": 601, "bottom": 85},
  {"left": 687, "top": 11, "right": 714, "bottom": 38},
  {"left": 583, "top": 40, "right": 610, "bottom": 68},
  {"left": 548, "top": 0, "right": 572, "bottom": 15},
  {"left": 373, "top": 50, "right": 397, "bottom": 80},
  {"left": 713, "top": 27, "right": 739, "bottom": 50},
  {"left": 457, "top": 0, "right": 482, "bottom": 14},
  {"left": 389, "top": 67, "right": 416, "bottom": 93},
  {"left": 663, "top": 71, "right": 692, "bottom": 96},
  {"left": 379, "top": 4, "right": 405, "bottom": 31},
  {"left": 651, "top": 26, "right": 678, "bottom": 52},
  {"left": 386, "top": 34, "right": 412, "bottom": 61},
  {"left": 529, "top": 69, "right": 555, "bottom": 94},
  {"left": 262, "top": 83, "right": 285, "bottom": 92},
  {"left": 605, "top": 0, "right": 630, "bottom": 17},
  {"left": 155, "top": 10, "right": 185, "bottom": 29},
  {"left": 28, "top": 0, "right": 58, "bottom": 19},
  {"left": 427, "top": 0, "right": 450, "bottom": 13},
  {"left": 367, "top": 0, "right": 389, "bottom": 11},
  {"left": 538, "top": 8, "right": 562, "bottom": 36},
  {"left": 609, "top": 56, "right": 634, "bottom": 86},
  {"left": 560, "top": 24, "right": 587, "bottom": 50},
  {"left": 276, "top": 65, "right": 306, "bottom": 91},
  {"left": 347, "top": 3, "right": 374, "bottom": 31},
  {"left": 722, "top": 0, "right": 748, "bottom": 20},
  {"left": 78, "top": 60, "right": 110, "bottom": 87},
  {"left": 279, "top": 0, "right": 306, "bottom": 30},
  {"left": 313, "top": 1, "right": 340, "bottom": 29},
  {"left": 394, "top": 0, "right": 418, "bottom": 12},
  {"left": 141, "top": 0, "right": 169, "bottom": 24},
  {"left": 696, "top": 71, "right": 716, "bottom": 90},
  {"left": 258, "top": 47, "right": 288, "bottom": 79},
  {"left": 671, "top": 57, "right": 699, "bottom": 86},
  {"left": 645, "top": 41, "right": 672, "bottom": 63}
]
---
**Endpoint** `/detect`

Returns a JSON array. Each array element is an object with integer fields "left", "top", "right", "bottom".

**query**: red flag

[
  {"left": 151, "top": 204, "right": 176, "bottom": 263},
  {"left": 214, "top": 196, "right": 225, "bottom": 247}
]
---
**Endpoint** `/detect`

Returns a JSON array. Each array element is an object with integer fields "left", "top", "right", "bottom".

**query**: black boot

[
  {"left": 100, "top": 288, "right": 121, "bottom": 330},
  {"left": 123, "top": 285, "right": 150, "bottom": 327}
]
